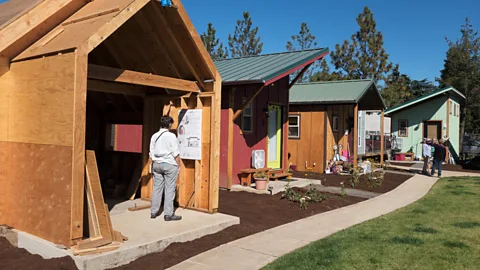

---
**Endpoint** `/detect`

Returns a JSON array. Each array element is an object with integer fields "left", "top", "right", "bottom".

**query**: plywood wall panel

[
  {"left": 311, "top": 111, "right": 325, "bottom": 173},
  {"left": 0, "top": 72, "right": 11, "bottom": 141},
  {"left": 7, "top": 53, "right": 76, "bottom": 146},
  {"left": 0, "top": 142, "right": 10, "bottom": 225},
  {"left": 7, "top": 142, "right": 73, "bottom": 246}
]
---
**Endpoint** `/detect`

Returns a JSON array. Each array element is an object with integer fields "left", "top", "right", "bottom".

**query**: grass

[{"left": 264, "top": 177, "right": 480, "bottom": 270}]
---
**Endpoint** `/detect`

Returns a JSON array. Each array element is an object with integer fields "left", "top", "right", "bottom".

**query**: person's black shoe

[
  {"left": 164, "top": 215, "right": 182, "bottom": 221},
  {"left": 151, "top": 213, "right": 159, "bottom": 219}
]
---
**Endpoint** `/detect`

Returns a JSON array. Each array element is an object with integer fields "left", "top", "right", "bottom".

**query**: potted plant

[{"left": 253, "top": 171, "right": 269, "bottom": 190}]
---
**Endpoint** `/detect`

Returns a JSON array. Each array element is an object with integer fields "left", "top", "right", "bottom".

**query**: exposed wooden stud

[
  {"left": 227, "top": 88, "right": 235, "bottom": 189},
  {"left": 209, "top": 78, "right": 222, "bottom": 211},
  {"left": 233, "top": 85, "right": 265, "bottom": 121},
  {"left": 62, "top": 8, "right": 120, "bottom": 26},
  {"left": 87, "top": 79, "right": 145, "bottom": 96},
  {"left": 288, "top": 63, "right": 312, "bottom": 90},
  {"left": 141, "top": 98, "right": 154, "bottom": 199},
  {"left": 380, "top": 110, "right": 385, "bottom": 165},
  {"left": 70, "top": 43, "right": 88, "bottom": 242},
  {"left": 87, "top": 64, "right": 199, "bottom": 93}
]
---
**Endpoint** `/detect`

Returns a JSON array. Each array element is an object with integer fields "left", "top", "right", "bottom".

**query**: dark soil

[
  {"left": 292, "top": 171, "right": 413, "bottom": 193},
  {"left": 1, "top": 190, "right": 364, "bottom": 270},
  {"left": 115, "top": 190, "right": 364, "bottom": 270},
  {"left": 0, "top": 237, "right": 77, "bottom": 270}
]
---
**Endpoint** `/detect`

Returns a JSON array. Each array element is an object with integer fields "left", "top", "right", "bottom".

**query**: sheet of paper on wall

[{"left": 177, "top": 109, "right": 202, "bottom": 160}]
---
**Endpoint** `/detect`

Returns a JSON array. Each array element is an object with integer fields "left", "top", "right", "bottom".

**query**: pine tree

[
  {"left": 201, "top": 23, "right": 227, "bottom": 60},
  {"left": 228, "top": 12, "right": 263, "bottom": 57},
  {"left": 382, "top": 64, "right": 412, "bottom": 107},
  {"left": 286, "top": 22, "right": 320, "bottom": 83},
  {"left": 310, "top": 58, "right": 344, "bottom": 82},
  {"left": 330, "top": 7, "right": 393, "bottom": 81},
  {"left": 440, "top": 18, "right": 480, "bottom": 142}
]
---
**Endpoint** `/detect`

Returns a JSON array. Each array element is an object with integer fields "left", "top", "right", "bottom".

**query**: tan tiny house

[
  {"left": 288, "top": 80, "right": 385, "bottom": 173},
  {"left": 0, "top": 0, "right": 221, "bottom": 248}
]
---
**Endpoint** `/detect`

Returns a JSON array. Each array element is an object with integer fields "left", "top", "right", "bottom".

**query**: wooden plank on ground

[
  {"left": 128, "top": 204, "right": 151, "bottom": 212},
  {"left": 72, "top": 243, "right": 120, "bottom": 256},
  {"left": 85, "top": 150, "right": 112, "bottom": 242}
]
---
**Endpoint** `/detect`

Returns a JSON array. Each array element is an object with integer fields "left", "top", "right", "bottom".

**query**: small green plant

[
  {"left": 366, "top": 163, "right": 385, "bottom": 188},
  {"left": 282, "top": 183, "right": 328, "bottom": 210},
  {"left": 253, "top": 171, "right": 268, "bottom": 179},
  {"left": 349, "top": 166, "right": 362, "bottom": 187},
  {"left": 340, "top": 181, "right": 346, "bottom": 197}
]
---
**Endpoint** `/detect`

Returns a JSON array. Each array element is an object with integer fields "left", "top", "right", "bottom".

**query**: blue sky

[{"left": 183, "top": 0, "right": 480, "bottom": 83}]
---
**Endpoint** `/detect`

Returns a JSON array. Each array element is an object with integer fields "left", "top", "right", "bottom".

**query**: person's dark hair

[{"left": 160, "top": 116, "right": 174, "bottom": 129}]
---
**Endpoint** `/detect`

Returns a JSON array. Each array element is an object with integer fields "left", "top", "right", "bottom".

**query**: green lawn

[{"left": 264, "top": 177, "right": 480, "bottom": 270}]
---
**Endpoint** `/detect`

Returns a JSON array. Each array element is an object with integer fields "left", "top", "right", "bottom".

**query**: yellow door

[{"left": 268, "top": 105, "right": 282, "bottom": 169}]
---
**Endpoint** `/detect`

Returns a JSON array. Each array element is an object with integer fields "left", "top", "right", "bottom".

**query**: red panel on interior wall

[{"left": 115, "top": 124, "right": 142, "bottom": 153}]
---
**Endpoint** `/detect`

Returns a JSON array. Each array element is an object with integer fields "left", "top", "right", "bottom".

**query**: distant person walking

[
  {"left": 149, "top": 116, "right": 182, "bottom": 221},
  {"left": 430, "top": 138, "right": 447, "bottom": 177},
  {"left": 422, "top": 138, "right": 432, "bottom": 175}
]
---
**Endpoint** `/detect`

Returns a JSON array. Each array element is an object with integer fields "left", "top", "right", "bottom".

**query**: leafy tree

[
  {"left": 382, "top": 64, "right": 412, "bottom": 107},
  {"left": 310, "top": 58, "right": 344, "bottom": 82},
  {"left": 330, "top": 7, "right": 393, "bottom": 81},
  {"left": 228, "top": 12, "right": 263, "bottom": 57},
  {"left": 201, "top": 23, "right": 227, "bottom": 60},
  {"left": 439, "top": 18, "right": 480, "bottom": 142},
  {"left": 286, "top": 22, "right": 319, "bottom": 82}
]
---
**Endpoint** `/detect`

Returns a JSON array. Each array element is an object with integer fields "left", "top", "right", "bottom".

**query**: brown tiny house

[
  {"left": 288, "top": 80, "right": 386, "bottom": 173},
  {"left": 0, "top": 0, "right": 221, "bottom": 248}
]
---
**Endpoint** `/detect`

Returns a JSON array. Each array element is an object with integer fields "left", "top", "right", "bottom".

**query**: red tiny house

[{"left": 215, "top": 49, "right": 329, "bottom": 189}]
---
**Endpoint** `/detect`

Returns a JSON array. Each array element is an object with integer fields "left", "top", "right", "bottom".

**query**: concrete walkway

[
  {"left": 313, "top": 185, "right": 381, "bottom": 199},
  {"left": 169, "top": 173, "right": 444, "bottom": 270},
  {"left": 389, "top": 164, "right": 480, "bottom": 178}
]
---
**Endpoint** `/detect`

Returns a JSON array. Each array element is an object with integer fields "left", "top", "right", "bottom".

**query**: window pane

[
  {"left": 333, "top": 116, "right": 339, "bottom": 131},
  {"left": 289, "top": 127, "right": 299, "bottom": 138},
  {"left": 244, "top": 104, "right": 252, "bottom": 116},
  {"left": 289, "top": 116, "right": 298, "bottom": 126},
  {"left": 243, "top": 117, "right": 252, "bottom": 131}
]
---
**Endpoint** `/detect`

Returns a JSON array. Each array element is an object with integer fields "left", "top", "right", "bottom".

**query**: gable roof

[
  {"left": 290, "top": 79, "right": 386, "bottom": 110},
  {"left": 214, "top": 48, "right": 328, "bottom": 85},
  {"left": 384, "top": 86, "right": 466, "bottom": 115}
]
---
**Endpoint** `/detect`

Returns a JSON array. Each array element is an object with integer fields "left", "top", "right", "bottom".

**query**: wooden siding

[
  {"left": 219, "top": 77, "right": 289, "bottom": 188},
  {"left": 288, "top": 104, "right": 354, "bottom": 173}
]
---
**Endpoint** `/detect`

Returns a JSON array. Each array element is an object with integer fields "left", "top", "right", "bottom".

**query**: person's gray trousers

[{"left": 151, "top": 162, "right": 179, "bottom": 217}]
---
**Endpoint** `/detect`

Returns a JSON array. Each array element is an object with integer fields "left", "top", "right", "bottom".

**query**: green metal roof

[
  {"left": 214, "top": 48, "right": 328, "bottom": 85},
  {"left": 384, "top": 86, "right": 466, "bottom": 115},
  {"left": 290, "top": 79, "right": 385, "bottom": 109}
]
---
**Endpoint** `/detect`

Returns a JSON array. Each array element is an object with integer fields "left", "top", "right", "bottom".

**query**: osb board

[
  {"left": 14, "top": 0, "right": 135, "bottom": 61},
  {"left": 6, "top": 53, "right": 76, "bottom": 146},
  {"left": 0, "top": 0, "right": 43, "bottom": 29},
  {"left": 7, "top": 142, "right": 73, "bottom": 246},
  {"left": 0, "top": 142, "right": 9, "bottom": 225},
  {"left": 0, "top": 70, "right": 9, "bottom": 141}
]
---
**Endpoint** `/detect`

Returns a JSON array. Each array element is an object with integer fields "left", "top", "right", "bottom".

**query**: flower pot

[
  {"left": 290, "top": 164, "right": 298, "bottom": 171},
  {"left": 255, "top": 178, "right": 268, "bottom": 190}
]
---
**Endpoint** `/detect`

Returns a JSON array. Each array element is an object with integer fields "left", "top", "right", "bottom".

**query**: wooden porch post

[
  {"left": 380, "top": 110, "right": 385, "bottom": 165},
  {"left": 227, "top": 88, "right": 235, "bottom": 189},
  {"left": 353, "top": 104, "right": 359, "bottom": 167}
]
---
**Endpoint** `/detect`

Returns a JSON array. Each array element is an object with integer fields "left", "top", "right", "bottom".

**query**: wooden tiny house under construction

[{"left": 0, "top": 0, "right": 221, "bottom": 248}]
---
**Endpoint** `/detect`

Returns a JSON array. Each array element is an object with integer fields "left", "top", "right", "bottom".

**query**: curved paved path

[{"left": 169, "top": 172, "right": 478, "bottom": 270}]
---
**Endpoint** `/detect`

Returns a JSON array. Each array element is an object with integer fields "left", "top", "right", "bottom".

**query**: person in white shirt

[
  {"left": 149, "top": 116, "right": 182, "bottom": 221},
  {"left": 422, "top": 138, "right": 432, "bottom": 175}
]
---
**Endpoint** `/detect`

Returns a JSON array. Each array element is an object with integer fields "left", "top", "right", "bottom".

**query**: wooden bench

[
  {"left": 269, "top": 170, "right": 292, "bottom": 180},
  {"left": 239, "top": 168, "right": 270, "bottom": 187}
]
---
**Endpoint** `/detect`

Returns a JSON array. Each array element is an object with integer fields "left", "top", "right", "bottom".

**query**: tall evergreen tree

[
  {"left": 310, "top": 58, "right": 344, "bottom": 82},
  {"left": 286, "top": 22, "right": 319, "bottom": 83},
  {"left": 228, "top": 12, "right": 263, "bottom": 57},
  {"left": 382, "top": 64, "right": 412, "bottom": 107},
  {"left": 330, "top": 7, "right": 393, "bottom": 81},
  {"left": 201, "top": 23, "right": 227, "bottom": 61},
  {"left": 440, "top": 18, "right": 480, "bottom": 143}
]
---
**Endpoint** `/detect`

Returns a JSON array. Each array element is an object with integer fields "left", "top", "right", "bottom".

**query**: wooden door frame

[{"left": 422, "top": 120, "right": 443, "bottom": 140}]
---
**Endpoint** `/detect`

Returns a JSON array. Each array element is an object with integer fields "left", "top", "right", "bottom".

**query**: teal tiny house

[{"left": 385, "top": 87, "right": 466, "bottom": 161}]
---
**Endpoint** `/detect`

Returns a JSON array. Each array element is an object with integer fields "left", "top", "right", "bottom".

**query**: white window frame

[
  {"left": 333, "top": 116, "right": 339, "bottom": 132},
  {"left": 241, "top": 98, "right": 253, "bottom": 133},
  {"left": 288, "top": 115, "right": 300, "bottom": 139}
]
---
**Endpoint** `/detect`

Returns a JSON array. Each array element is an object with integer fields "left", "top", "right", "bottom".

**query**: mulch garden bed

[
  {"left": 389, "top": 162, "right": 415, "bottom": 167},
  {"left": 389, "top": 162, "right": 480, "bottom": 174},
  {"left": 115, "top": 190, "right": 364, "bottom": 270},
  {"left": 292, "top": 171, "right": 413, "bottom": 194},
  {"left": 1, "top": 190, "right": 364, "bottom": 270}
]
